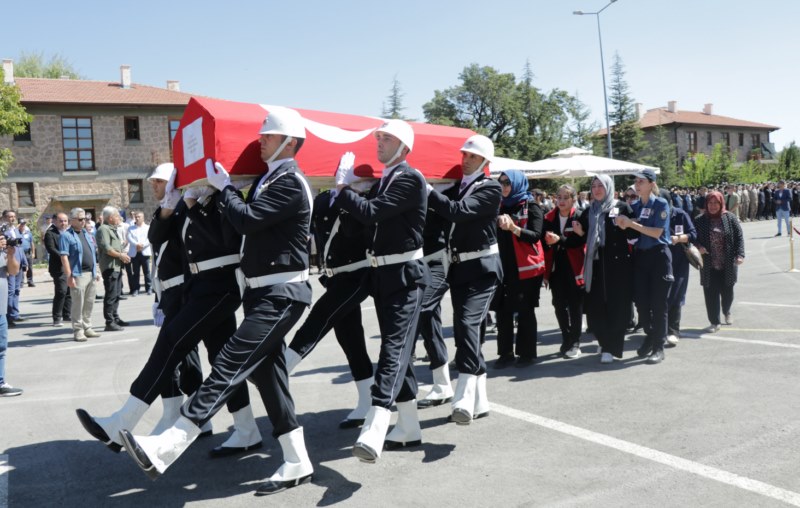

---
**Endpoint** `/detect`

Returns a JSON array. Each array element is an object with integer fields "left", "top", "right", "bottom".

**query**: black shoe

[
  {"left": 75, "top": 409, "right": 122, "bottom": 453},
  {"left": 27, "top": 282, "right": 35, "bottom": 287},
  {"left": 7, "top": 320, "right": 16, "bottom": 328},
  {"left": 775, "top": 233, "right": 782, "bottom": 237},
  {"left": 515, "top": 355, "right": 535, "bottom": 367},
  {"left": 118, "top": 430, "right": 160, "bottom": 480},
  {"left": 118, "top": 294, "right": 128, "bottom": 300},
  {"left": 105, "top": 322, "right": 124, "bottom": 332},
  {"left": 338, "top": 417, "right": 365, "bottom": 429},
  {"left": 384, "top": 438, "right": 422, "bottom": 450},
  {"left": 115, "top": 319, "right": 130, "bottom": 327},
  {"left": 131, "top": 290, "right": 139, "bottom": 297},
  {"left": 254, "top": 474, "right": 312, "bottom": 496},
  {"left": 417, "top": 397, "right": 452, "bottom": 409},
  {"left": 636, "top": 338, "right": 653, "bottom": 358},
  {"left": 646, "top": 349, "right": 665, "bottom": 365},
  {"left": 494, "top": 354, "right": 515, "bottom": 369},
  {"left": 208, "top": 441, "right": 263, "bottom": 458}
]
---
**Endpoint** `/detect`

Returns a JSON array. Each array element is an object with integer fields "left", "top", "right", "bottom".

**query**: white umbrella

[
  {"left": 490, "top": 156, "right": 570, "bottom": 179},
  {"left": 490, "top": 146, "right": 659, "bottom": 179}
]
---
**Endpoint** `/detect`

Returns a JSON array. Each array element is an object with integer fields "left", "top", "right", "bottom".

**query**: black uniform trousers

[
  {"left": 129, "top": 283, "right": 249, "bottom": 414},
  {"left": 51, "top": 272, "right": 72, "bottom": 322},
  {"left": 102, "top": 269, "right": 122, "bottom": 324},
  {"left": 703, "top": 269, "right": 734, "bottom": 326},
  {"left": 633, "top": 246, "right": 674, "bottom": 352},
  {"left": 451, "top": 273, "right": 496, "bottom": 376},
  {"left": 372, "top": 281, "right": 425, "bottom": 408},
  {"left": 416, "top": 259, "right": 450, "bottom": 370},
  {"left": 667, "top": 274, "right": 690, "bottom": 337},
  {"left": 550, "top": 263, "right": 584, "bottom": 353},
  {"left": 157, "top": 286, "right": 204, "bottom": 399},
  {"left": 288, "top": 269, "right": 372, "bottom": 381},
  {"left": 585, "top": 260, "right": 629, "bottom": 358},
  {"left": 496, "top": 276, "right": 542, "bottom": 359},
  {"left": 182, "top": 290, "right": 307, "bottom": 439}
]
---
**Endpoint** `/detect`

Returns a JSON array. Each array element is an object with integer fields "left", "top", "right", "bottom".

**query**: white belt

[
  {"left": 324, "top": 259, "right": 369, "bottom": 277},
  {"left": 188, "top": 254, "right": 240, "bottom": 274},
  {"left": 366, "top": 248, "right": 423, "bottom": 268},
  {"left": 422, "top": 249, "right": 446, "bottom": 264},
  {"left": 159, "top": 274, "right": 184, "bottom": 290},
  {"left": 449, "top": 243, "right": 499, "bottom": 264},
  {"left": 244, "top": 269, "right": 309, "bottom": 289}
]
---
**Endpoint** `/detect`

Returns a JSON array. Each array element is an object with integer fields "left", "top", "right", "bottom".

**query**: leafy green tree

[
  {"left": 14, "top": 51, "right": 82, "bottom": 79},
  {"left": 775, "top": 142, "right": 800, "bottom": 180},
  {"left": 565, "top": 91, "right": 598, "bottom": 150},
  {"left": 641, "top": 125, "right": 678, "bottom": 186},
  {"left": 605, "top": 53, "right": 646, "bottom": 162},
  {"left": 0, "top": 69, "right": 33, "bottom": 179},
  {"left": 423, "top": 64, "right": 520, "bottom": 156},
  {"left": 381, "top": 75, "right": 412, "bottom": 120},
  {"left": 681, "top": 143, "right": 735, "bottom": 186}
]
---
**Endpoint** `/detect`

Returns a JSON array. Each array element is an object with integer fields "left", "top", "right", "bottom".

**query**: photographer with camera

[
  {"left": 2, "top": 211, "right": 26, "bottom": 327},
  {"left": 0, "top": 233, "right": 22, "bottom": 396}
]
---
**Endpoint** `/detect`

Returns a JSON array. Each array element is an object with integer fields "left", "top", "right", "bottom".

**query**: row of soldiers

[{"left": 76, "top": 111, "right": 502, "bottom": 496}]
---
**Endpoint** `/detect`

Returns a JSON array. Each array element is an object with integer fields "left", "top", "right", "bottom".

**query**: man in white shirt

[{"left": 126, "top": 211, "right": 152, "bottom": 295}]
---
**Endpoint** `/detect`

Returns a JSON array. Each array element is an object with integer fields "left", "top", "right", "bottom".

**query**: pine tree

[
  {"left": 381, "top": 75, "right": 410, "bottom": 120},
  {"left": 606, "top": 53, "right": 646, "bottom": 162}
]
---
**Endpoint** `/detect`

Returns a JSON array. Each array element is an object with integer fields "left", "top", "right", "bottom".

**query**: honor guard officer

[
  {"left": 283, "top": 161, "right": 375, "bottom": 429},
  {"left": 144, "top": 164, "right": 224, "bottom": 443},
  {"left": 414, "top": 194, "right": 455, "bottom": 410},
  {"left": 615, "top": 168, "right": 673, "bottom": 365},
  {"left": 426, "top": 135, "right": 502, "bottom": 423},
  {"left": 335, "top": 119, "right": 428, "bottom": 462},
  {"left": 76, "top": 167, "right": 255, "bottom": 457},
  {"left": 119, "top": 107, "right": 315, "bottom": 497}
]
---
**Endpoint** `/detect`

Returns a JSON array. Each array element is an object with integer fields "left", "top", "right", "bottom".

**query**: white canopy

[{"left": 490, "top": 146, "right": 660, "bottom": 179}]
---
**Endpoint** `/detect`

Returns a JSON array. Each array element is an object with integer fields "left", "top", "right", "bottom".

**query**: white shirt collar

[
  {"left": 382, "top": 162, "right": 403, "bottom": 179},
  {"left": 267, "top": 157, "right": 293, "bottom": 176}
]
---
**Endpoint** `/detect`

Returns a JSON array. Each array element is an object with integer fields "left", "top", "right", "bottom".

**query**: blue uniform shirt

[{"left": 631, "top": 194, "right": 671, "bottom": 250}]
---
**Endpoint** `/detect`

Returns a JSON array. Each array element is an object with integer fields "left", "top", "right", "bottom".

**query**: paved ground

[{"left": 1, "top": 218, "right": 799, "bottom": 507}]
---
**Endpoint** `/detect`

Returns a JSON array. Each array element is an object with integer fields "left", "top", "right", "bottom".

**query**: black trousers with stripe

[
  {"left": 182, "top": 291, "right": 307, "bottom": 439},
  {"left": 416, "top": 260, "right": 450, "bottom": 370},
  {"left": 288, "top": 269, "right": 372, "bottom": 381},
  {"left": 451, "top": 274, "right": 496, "bottom": 376},
  {"left": 129, "top": 282, "right": 250, "bottom": 413},
  {"left": 157, "top": 286, "right": 204, "bottom": 399}
]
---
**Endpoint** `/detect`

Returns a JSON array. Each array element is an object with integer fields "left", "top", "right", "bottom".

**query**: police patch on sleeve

[{"left": 660, "top": 210, "right": 667, "bottom": 220}]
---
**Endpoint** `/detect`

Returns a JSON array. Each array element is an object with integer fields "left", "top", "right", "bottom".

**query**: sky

[{"left": 3, "top": 0, "right": 799, "bottom": 151}]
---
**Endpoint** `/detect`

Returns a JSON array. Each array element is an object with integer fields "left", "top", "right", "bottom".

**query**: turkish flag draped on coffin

[{"left": 171, "top": 96, "right": 477, "bottom": 188}]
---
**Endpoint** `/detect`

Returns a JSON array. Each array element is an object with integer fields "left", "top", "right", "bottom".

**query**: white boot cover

[
  {"left": 134, "top": 416, "right": 201, "bottom": 473},
  {"left": 95, "top": 396, "right": 150, "bottom": 446},
  {"left": 353, "top": 406, "right": 391, "bottom": 462},
  {"left": 421, "top": 364, "right": 455, "bottom": 401},
  {"left": 220, "top": 405, "right": 262, "bottom": 449},
  {"left": 150, "top": 396, "right": 183, "bottom": 436},
  {"left": 451, "top": 374, "right": 478, "bottom": 424},
  {"left": 474, "top": 373, "right": 490, "bottom": 418},
  {"left": 270, "top": 426, "right": 314, "bottom": 482},
  {"left": 385, "top": 400, "right": 422, "bottom": 447},
  {"left": 345, "top": 378, "right": 374, "bottom": 421}
]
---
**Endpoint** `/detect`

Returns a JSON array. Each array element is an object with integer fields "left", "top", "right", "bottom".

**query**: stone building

[{"left": 0, "top": 60, "right": 194, "bottom": 231}]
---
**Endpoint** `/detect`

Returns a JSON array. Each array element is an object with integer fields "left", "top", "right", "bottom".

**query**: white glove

[
  {"left": 165, "top": 166, "right": 177, "bottom": 193},
  {"left": 205, "top": 158, "right": 231, "bottom": 190},
  {"left": 160, "top": 188, "right": 181, "bottom": 209},
  {"left": 152, "top": 302, "right": 165, "bottom": 327},
  {"left": 183, "top": 185, "right": 215, "bottom": 201},
  {"left": 335, "top": 152, "right": 357, "bottom": 186},
  {"left": 350, "top": 179, "right": 376, "bottom": 194},
  {"left": 426, "top": 183, "right": 434, "bottom": 196}
]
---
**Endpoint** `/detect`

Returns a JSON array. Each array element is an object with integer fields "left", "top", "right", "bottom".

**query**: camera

[{"left": 0, "top": 224, "right": 23, "bottom": 247}]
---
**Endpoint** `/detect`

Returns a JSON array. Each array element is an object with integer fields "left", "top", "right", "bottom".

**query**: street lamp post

[{"left": 574, "top": 0, "right": 617, "bottom": 159}]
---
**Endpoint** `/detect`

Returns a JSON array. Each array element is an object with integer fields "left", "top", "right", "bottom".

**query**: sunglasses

[
  {"left": 73, "top": 217, "right": 86, "bottom": 221},
  {"left": 498, "top": 179, "right": 511, "bottom": 186}
]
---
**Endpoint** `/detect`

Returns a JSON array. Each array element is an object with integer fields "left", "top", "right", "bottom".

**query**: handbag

[{"left": 683, "top": 243, "right": 703, "bottom": 270}]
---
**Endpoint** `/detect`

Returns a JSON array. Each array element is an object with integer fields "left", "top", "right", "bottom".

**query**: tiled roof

[
  {"left": 598, "top": 107, "right": 779, "bottom": 135},
  {"left": 13, "top": 77, "right": 195, "bottom": 106}
]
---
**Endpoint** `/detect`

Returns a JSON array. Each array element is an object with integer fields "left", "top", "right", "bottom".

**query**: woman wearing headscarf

[
  {"left": 493, "top": 170, "right": 545, "bottom": 368},
  {"left": 543, "top": 184, "right": 586, "bottom": 358},
  {"left": 572, "top": 175, "right": 637, "bottom": 364},
  {"left": 615, "top": 169, "right": 674, "bottom": 365},
  {"left": 693, "top": 191, "right": 745, "bottom": 332}
]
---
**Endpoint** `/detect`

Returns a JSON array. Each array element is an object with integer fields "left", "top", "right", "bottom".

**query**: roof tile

[{"left": 13, "top": 77, "right": 196, "bottom": 106}]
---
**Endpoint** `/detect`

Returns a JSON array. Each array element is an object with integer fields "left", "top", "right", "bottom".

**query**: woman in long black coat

[
  {"left": 694, "top": 191, "right": 745, "bottom": 332},
  {"left": 572, "top": 175, "right": 637, "bottom": 364}
]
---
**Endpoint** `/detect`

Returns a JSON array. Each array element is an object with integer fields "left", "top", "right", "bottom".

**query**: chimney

[
  {"left": 667, "top": 101, "right": 677, "bottom": 113},
  {"left": 120, "top": 65, "right": 131, "bottom": 89},
  {"left": 166, "top": 80, "right": 180, "bottom": 92},
  {"left": 635, "top": 102, "right": 643, "bottom": 120},
  {"left": 703, "top": 103, "right": 713, "bottom": 115},
  {"left": 2, "top": 59, "right": 13, "bottom": 84}
]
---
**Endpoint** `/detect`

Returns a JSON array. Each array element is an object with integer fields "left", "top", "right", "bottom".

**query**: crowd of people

[{"left": 0, "top": 111, "right": 785, "bottom": 496}]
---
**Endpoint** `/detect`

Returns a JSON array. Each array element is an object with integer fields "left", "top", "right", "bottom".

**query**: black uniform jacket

[
  {"left": 218, "top": 160, "right": 312, "bottom": 304},
  {"left": 44, "top": 224, "right": 64, "bottom": 275},
  {"left": 336, "top": 161, "right": 427, "bottom": 298},
  {"left": 150, "top": 196, "right": 241, "bottom": 298},
  {"left": 314, "top": 189, "right": 370, "bottom": 271},
  {"left": 148, "top": 204, "right": 189, "bottom": 308},
  {"left": 427, "top": 174, "right": 503, "bottom": 286}
]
